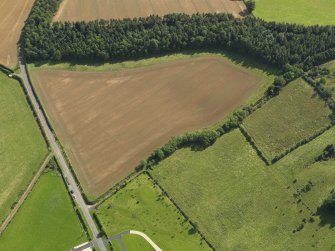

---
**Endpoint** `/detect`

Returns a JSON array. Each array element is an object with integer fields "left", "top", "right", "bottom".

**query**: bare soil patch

[
  {"left": 54, "top": 0, "right": 246, "bottom": 21},
  {"left": 32, "top": 57, "right": 262, "bottom": 197},
  {"left": 0, "top": 0, "right": 34, "bottom": 68}
]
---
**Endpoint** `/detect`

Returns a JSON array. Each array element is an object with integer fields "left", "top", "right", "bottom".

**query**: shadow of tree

[{"left": 317, "top": 203, "right": 335, "bottom": 229}]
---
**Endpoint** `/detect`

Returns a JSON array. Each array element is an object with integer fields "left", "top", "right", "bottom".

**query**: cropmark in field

[{"left": 31, "top": 57, "right": 264, "bottom": 197}]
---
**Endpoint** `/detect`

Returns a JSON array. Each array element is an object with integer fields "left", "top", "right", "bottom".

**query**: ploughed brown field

[
  {"left": 0, "top": 0, "right": 34, "bottom": 67},
  {"left": 32, "top": 57, "right": 262, "bottom": 197},
  {"left": 54, "top": 0, "right": 246, "bottom": 21}
]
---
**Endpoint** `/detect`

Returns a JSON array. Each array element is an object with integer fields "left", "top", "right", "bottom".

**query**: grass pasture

[
  {"left": 31, "top": 56, "right": 265, "bottom": 197},
  {"left": 54, "top": 0, "right": 246, "bottom": 22},
  {"left": 0, "top": 72, "right": 48, "bottom": 225},
  {"left": 121, "top": 235, "right": 155, "bottom": 251},
  {"left": 254, "top": 0, "right": 335, "bottom": 26},
  {"left": 96, "top": 174, "right": 210, "bottom": 251},
  {"left": 0, "top": 0, "right": 35, "bottom": 67},
  {"left": 243, "top": 78, "right": 332, "bottom": 162},
  {"left": 151, "top": 128, "right": 335, "bottom": 250},
  {"left": 0, "top": 170, "right": 87, "bottom": 251}
]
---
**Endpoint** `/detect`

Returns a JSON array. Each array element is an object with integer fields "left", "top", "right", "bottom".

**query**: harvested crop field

[
  {"left": 54, "top": 0, "right": 246, "bottom": 21},
  {"left": 31, "top": 57, "right": 263, "bottom": 197},
  {"left": 0, "top": 0, "right": 34, "bottom": 67}
]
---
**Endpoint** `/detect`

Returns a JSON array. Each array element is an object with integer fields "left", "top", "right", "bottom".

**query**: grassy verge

[
  {"left": 242, "top": 78, "right": 332, "bottom": 161},
  {"left": 0, "top": 71, "right": 48, "bottom": 225},
  {"left": 0, "top": 169, "right": 87, "bottom": 250},
  {"left": 254, "top": 0, "right": 335, "bottom": 26},
  {"left": 96, "top": 174, "right": 210, "bottom": 251},
  {"left": 151, "top": 128, "right": 335, "bottom": 250}
]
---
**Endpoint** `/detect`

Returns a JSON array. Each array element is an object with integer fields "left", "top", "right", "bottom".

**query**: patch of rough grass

[
  {"left": 243, "top": 78, "right": 331, "bottom": 161},
  {"left": 151, "top": 128, "right": 335, "bottom": 250},
  {"left": 0, "top": 170, "right": 87, "bottom": 250},
  {"left": 0, "top": 72, "right": 48, "bottom": 225},
  {"left": 96, "top": 174, "right": 210, "bottom": 251},
  {"left": 322, "top": 60, "right": 335, "bottom": 99},
  {"left": 254, "top": 0, "right": 335, "bottom": 26}
]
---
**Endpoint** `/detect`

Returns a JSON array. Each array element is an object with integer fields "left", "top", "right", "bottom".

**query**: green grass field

[
  {"left": 254, "top": 0, "right": 335, "bottom": 26},
  {"left": 242, "top": 78, "right": 331, "bottom": 161},
  {"left": 0, "top": 71, "right": 48, "bottom": 224},
  {"left": 122, "top": 235, "right": 154, "bottom": 251},
  {"left": 151, "top": 128, "right": 335, "bottom": 250},
  {"left": 0, "top": 169, "right": 87, "bottom": 250},
  {"left": 96, "top": 174, "right": 210, "bottom": 251}
]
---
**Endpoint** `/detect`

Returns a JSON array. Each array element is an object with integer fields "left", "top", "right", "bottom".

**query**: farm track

[{"left": 0, "top": 153, "right": 52, "bottom": 235}]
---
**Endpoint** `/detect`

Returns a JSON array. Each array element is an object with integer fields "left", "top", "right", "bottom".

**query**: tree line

[{"left": 24, "top": 0, "right": 335, "bottom": 69}]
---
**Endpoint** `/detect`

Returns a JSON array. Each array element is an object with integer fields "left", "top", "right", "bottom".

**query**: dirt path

[{"left": 0, "top": 153, "right": 52, "bottom": 235}]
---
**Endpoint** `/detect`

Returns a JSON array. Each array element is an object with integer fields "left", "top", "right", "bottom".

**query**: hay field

[
  {"left": 31, "top": 57, "right": 263, "bottom": 197},
  {"left": 243, "top": 78, "right": 332, "bottom": 162},
  {"left": 54, "top": 0, "right": 246, "bottom": 21},
  {"left": 0, "top": 0, "right": 34, "bottom": 67}
]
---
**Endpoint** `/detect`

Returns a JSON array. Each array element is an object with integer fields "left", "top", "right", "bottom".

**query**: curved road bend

[{"left": 18, "top": 41, "right": 107, "bottom": 251}]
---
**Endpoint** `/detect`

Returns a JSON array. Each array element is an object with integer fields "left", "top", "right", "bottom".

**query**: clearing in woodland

[
  {"left": 151, "top": 128, "right": 335, "bottom": 250},
  {"left": 242, "top": 78, "right": 332, "bottom": 162},
  {"left": 0, "top": 72, "right": 48, "bottom": 225},
  {"left": 31, "top": 57, "right": 265, "bottom": 198},
  {"left": 54, "top": 0, "right": 246, "bottom": 21},
  {"left": 0, "top": 0, "right": 35, "bottom": 67}
]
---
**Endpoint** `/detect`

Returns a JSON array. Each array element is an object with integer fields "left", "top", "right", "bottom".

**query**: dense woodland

[{"left": 25, "top": 0, "right": 335, "bottom": 69}]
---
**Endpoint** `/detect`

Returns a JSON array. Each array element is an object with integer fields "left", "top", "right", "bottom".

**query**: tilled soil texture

[
  {"left": 32, "top": 57, "right": 262, "bottom": 197},
  {"left": 0, "top": 0, "right": 34, "bottom": 68},
  {"left": 54, "top": 0, "right": 246, "bottom": 21}
]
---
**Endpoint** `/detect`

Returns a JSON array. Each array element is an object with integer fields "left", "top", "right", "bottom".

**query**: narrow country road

[
  {"left": 18, "top": 39, "right": 107, "bottom": 251},
  {"left": 0, "top": 153, "right": 52, "bottom": 234}
]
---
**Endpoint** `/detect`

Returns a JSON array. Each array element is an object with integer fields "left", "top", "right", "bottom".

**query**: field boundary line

[
  {"left": 0, "top": 153, "right": 52, "bottom": 235},
  {"left": 271, "top": 125, "right": 333, "bottom": 164},
  {"left": 146, "top": 172, "right": 215, "bottom": 250},
  {"left": 239, "top": 125, "right": 270, "bottom": 165}
]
